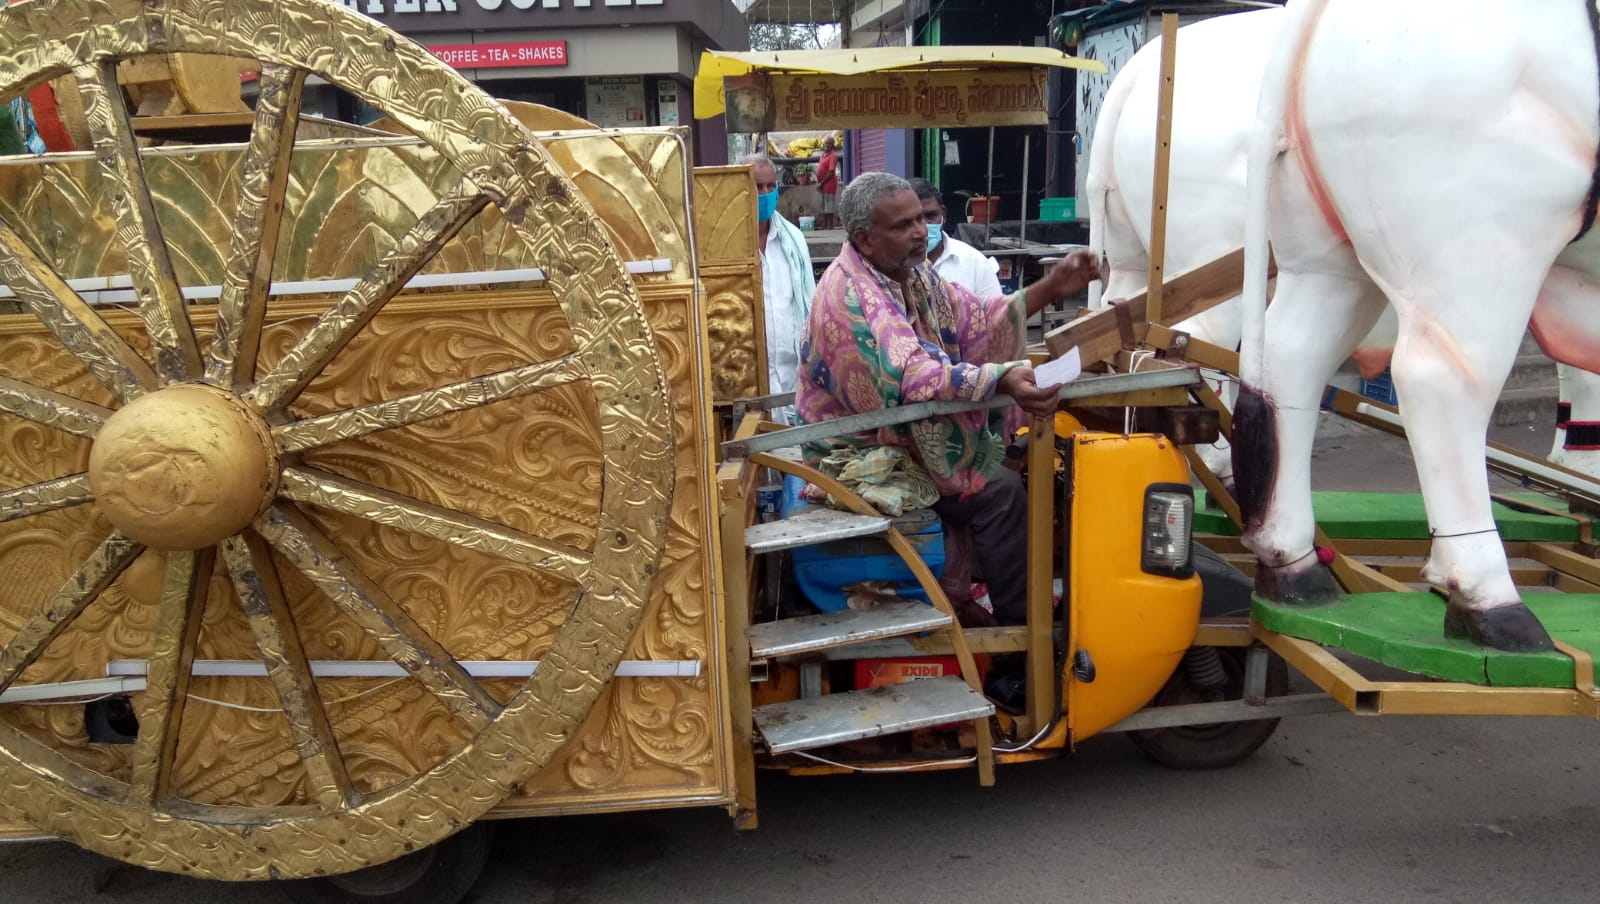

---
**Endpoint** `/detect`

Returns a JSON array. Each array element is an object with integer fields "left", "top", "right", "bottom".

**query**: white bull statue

[
  {"left": 1236, "top": 0, "right": 1600, "bottom": 652},
  {"left": 1090, "top": 7, "right": 1600, "bottom": 492}
]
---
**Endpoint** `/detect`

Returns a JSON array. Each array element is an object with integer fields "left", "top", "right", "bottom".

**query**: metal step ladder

[
  {"left": 743, "top": 509, "right": 996, "bottom": 758},
  {"left": 754, "top": 675, "right": 993, "bottom": 753}
]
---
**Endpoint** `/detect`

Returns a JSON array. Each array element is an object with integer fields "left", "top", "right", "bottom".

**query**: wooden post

[
  {"left": 1026, "top": 415, "right": 1056, "bottom": 730},
  {"left": 984, "top": 125, "right": 996, "bottom": 248},
  {"left": 720, "top": 415, "right": 763, "bottom": 828},
  {"left": 1145, "top": 13, "right": 1179, "bottom": 326}
]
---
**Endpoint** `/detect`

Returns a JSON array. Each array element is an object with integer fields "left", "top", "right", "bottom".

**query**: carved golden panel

[
  {"left": 693, "top": 166, "right": 765, "bottom": 400},
  {"left": 0, "top": 286, "right": 727, "bottom": 815},
  {"left": 0, "top": 131, "right": 694, "bottom": 290},
  {"left": 0, "top": 144, "right": 727, "bottom": 831},
  {"left": 0, "top": 132, "right": 754, "bottom": 404}
]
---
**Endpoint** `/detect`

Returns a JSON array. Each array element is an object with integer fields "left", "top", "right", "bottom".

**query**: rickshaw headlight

[{"left": 1141, "top": 484, "right": 1194, "bottom": 578}]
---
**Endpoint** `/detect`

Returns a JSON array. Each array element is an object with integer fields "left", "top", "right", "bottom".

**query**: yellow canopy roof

[{"left": 694, "top": 46, "right": 1107, "bottom": 120}]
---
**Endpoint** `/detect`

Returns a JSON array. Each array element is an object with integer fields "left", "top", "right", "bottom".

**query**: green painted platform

[
  {"left": 1254, "top": 593, "right": 1600, "bottom": 688},
  {"left": 1197, "top": 491, "right": 1579, "bottom": 542}
]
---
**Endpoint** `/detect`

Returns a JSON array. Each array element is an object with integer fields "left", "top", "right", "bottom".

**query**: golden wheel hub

[{"left": 88, "top": 384, "right": 277, "bottom": 550}]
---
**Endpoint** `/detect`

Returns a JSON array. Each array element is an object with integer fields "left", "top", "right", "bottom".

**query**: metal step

[
  {"left": 744, "top": 508, "right": 890, "bottom": 554},
  {"left": 753, "top": 676, "right": 994, "bottom": 754},
  {"left": 748, "top": 601, "right": 952, "bottom": 659},
  {"left": 764, "top": 445, "right": 807, "bottom": 463}
]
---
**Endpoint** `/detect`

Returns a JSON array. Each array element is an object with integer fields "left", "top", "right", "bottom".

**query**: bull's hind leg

[
  {"left": 1383, "top": 286, "right": 1554, "bottom": 652},
  {"left": 1236, "top": 269, "right": 1385, "bottom": 602}
]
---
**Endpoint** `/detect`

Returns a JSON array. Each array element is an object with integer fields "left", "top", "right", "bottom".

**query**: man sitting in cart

[{"left": 795, "top": 171, "right": 1099, "bottom": 631}]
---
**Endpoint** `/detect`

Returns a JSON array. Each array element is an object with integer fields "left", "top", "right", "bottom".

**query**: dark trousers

[{"left": 933, "top": 468, "right": 1029, "bottom": 624}]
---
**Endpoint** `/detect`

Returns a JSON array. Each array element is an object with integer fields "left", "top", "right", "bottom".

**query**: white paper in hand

[{"left": 1034, "top": 347, "right": 1081, "bottom": 389}]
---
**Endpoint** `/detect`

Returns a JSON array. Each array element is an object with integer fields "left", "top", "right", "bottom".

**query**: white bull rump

[{"left": 1088, "top": 7, "right": 1403, "bottom": 485}]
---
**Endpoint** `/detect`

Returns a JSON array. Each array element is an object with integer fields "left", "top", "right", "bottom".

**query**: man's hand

[
  {"left": 1024, "top": 247, "right": 1102, "bottom": 316},
  {"left": 1046, "top": 248, "right": 1102, "bottom": 296},
  {"left": 998, "top": 366, "right": 1060, "bottom": 419}
]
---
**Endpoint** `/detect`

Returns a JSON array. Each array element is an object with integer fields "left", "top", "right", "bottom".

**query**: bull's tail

[{"left": 1242, "top": 0, "right": 1326, "bottom": 386}]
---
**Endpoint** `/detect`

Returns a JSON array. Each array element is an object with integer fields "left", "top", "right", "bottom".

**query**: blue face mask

[
  {"left": 925, "top": 222, "right": 944, "bottom": 252},
  {"left": 757, "top": 189, "right": 778, "bottom": 223}
]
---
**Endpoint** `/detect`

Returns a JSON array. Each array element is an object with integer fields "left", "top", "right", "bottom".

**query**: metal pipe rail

[
  {"left": 719, "top": 368, "right": 1201, "bottom": 460},
  {"left": 1314, "top": 383, "right": 1600, "bottom": 510}
]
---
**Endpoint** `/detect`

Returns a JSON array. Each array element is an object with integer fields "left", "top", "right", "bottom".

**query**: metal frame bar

[
  {"left": 1255, "top": 627, "right": 1600, "bottom": 719},
  {"left": 1106, "top": 693, "right": 1346, "bottom": 732},
  {"left": 720, "top": 369, "right": 1200, "bottom": 459}
]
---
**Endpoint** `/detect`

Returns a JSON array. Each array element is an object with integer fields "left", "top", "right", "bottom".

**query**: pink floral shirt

[{"left": 795, "top": 242, "right": 1027, "bottom": 498}]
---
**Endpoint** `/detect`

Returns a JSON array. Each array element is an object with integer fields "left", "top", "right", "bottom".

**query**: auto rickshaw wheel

[
  {"left": 1128, "top": 546, "right": 1287, "bottom": 769},
  {"left": 0, "top": 0, "right": 673, "bottom": 881},
  {"left": 1127, "top": 646, "right": 1288, "bottom": 770}
]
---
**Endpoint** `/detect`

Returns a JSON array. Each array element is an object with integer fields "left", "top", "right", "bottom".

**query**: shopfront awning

[{"left": 694, "top": 46, "right": 1106, "bottom": 130}]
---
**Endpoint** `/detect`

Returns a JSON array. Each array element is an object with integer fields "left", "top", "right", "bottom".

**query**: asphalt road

[
  {"left": 3, "top": 416, "right": 1595, "bottom": 904},
  {"left": 3, "top": 700, "right": 1596, "bottom": 904}
]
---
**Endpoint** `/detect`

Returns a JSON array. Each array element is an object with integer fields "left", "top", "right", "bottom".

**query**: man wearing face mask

[
  {"left": 796, "top": 172, "right": 1099, "bottom": 636},
  {"left": 908, "top": 178, "right": 1003, "bottom": 298},
  {"left": 741, "top": 153, "right": 817, "bottom": 425}
]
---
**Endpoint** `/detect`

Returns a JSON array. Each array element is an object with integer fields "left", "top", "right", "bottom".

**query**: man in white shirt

[
  {"left": 909, "top": 177, "right": 1004, "bottom": 298},
  {"left": 742, "top": 154, "right": 817, "bottom": 424}
]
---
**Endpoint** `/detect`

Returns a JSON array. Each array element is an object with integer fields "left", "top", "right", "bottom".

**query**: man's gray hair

[
  {"left": 840, "top": 172, "right": 912, "bottom": 237},
  {"left": 737, "top": 152, "right": 776, "bottom": 174}
]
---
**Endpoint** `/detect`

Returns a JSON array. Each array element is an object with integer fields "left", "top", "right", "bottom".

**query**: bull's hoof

[
  {"left": 1255, "top": 562, "right": 1341, "bottom": 606},
  {"left": 1443, "top": 601, "right": 1555, "bottom": 653}
]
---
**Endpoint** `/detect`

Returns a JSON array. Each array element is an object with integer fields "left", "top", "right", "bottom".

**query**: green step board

[
  {"left": 1254, "top": 592, "right": 1600, "bottom": 688},
  {"left": 1197, "top": 491, "right": 1579, "bottom": 542}
]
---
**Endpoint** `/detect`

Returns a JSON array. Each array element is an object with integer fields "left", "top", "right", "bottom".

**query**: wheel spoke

[
  {"left": 205, "top": 64, "right": 308, "bottom": 391},
  {"left": 75, "top": 62, "right": 203, "bottom": 382},
  {"left": 0, "top": 531, "right": 142, "bottom": 695},
  {"left": 0, "top": 218, "right": 158, "bottom": 403},
  {"left": 0, "top": 473, "right": 93, "bottom": 524},
  {"left": 244, "top": 179, "right": 490, "bottom": 412},
  {"left": 279, "top": 466, "right": 591, "bottom": 584},
  {"left": 0, "top": 375, "right": 111, "bottom": 439},
  {"left": 128, "top": 549, "right": 214, "bottom": 807},
  {"left": 220, "top": 532, "right": 354, "bottom": 812},
  {"left": 254, "top": 505, "right": 499, "bottom": 731},
  {"left": 273, "top": 355, "right": 586, "bottom": 454}
]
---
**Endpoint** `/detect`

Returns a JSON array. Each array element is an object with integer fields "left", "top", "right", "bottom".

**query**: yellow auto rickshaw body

[{"left": 1065, "top": 431, "right": 1202, "bottom": 741}]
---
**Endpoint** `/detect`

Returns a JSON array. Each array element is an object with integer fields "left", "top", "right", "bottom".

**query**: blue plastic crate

[
  {"left": 781, "top": 477, "right": 945, "bottom": 612},
  {"left": 1359, "top": 367, "right": 1398, "bottom": 406}
]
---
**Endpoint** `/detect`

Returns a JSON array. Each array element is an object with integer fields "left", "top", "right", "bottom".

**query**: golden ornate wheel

[{"left": 0, "top": 0, "right": 673, "bottom": 880}]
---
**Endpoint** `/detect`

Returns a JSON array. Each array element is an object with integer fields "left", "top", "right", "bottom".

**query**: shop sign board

[
  {"left": 333, "top": 0, "right": 675, "bottom": 31},
  {"left": 658, "top": 80, "right": 680, "bottom": 125},
  {"left": 586, "top": 76, "right": 647, "bottom": 127},
  {"left": 722, "top": 68, "right": 1049, "bottom": 133},
  {"left": 429, "top": 40, "right": 568, "bottom": 69}
]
